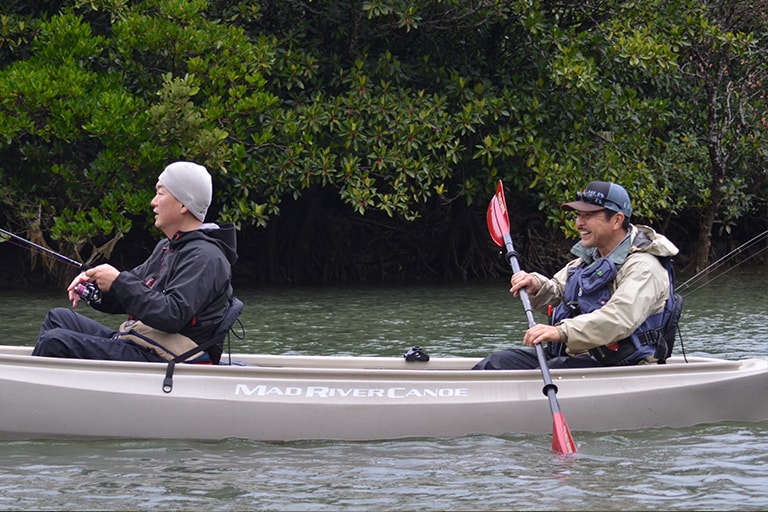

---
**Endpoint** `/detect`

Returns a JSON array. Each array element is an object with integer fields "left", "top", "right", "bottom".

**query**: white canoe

[{"left": 1, "top": 345, "right": 766, "bottom": 441}]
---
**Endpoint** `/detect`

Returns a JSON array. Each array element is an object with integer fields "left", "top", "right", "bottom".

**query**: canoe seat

[
  {"left": 209, "top": 297, "right": 245, "bottom": 364},
  {"left": 162, "top": 297, "right": 244, "bottom": 393}
]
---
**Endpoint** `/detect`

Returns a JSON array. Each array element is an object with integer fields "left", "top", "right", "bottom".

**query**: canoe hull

[{"left": 1, "top": 346, "right": 767, "bottom": 441}]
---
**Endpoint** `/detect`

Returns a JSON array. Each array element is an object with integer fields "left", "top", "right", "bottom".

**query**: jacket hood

[
  {"left": 169, "top": 222, "right": 238, "bottom": 265},
  {"left": 629, "top": 224, "right": 679, "bottom": 259}
]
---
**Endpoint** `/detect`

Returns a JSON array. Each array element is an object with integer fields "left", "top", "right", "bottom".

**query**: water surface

[{"left": 1, "top": 268, "right": 767, "bottom": 510}]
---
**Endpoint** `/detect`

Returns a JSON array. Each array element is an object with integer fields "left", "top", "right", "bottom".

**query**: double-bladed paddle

[{"left": 486, "top": 180, "right": 577, "bottom": 455}]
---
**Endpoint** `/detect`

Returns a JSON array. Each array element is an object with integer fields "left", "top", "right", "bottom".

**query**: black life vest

[{"left": 549, "top": 256, "right": 681, "bottom": 365}]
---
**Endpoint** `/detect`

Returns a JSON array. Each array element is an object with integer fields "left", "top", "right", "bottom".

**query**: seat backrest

[
  {"left": 164, "top": 297, "right": 244, "bottom": 392},
  {"left": 213, "top": 297, "right": 244, "bottom": 339},
  {"left": 652, "top": 257, "right": 683, "bottom": 364},
  {"left": 207, "top": 297, "right": 244, "bottom": 364},
  {"left": 656, "top": 292, "right": 683, "bottom": 363}
]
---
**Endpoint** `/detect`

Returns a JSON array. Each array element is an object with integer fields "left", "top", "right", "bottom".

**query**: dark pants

[
  {"left": 472, "top": 346, "right": 601, "bottom": 370},
  {"left": 32, "top": 307, "right": 166, "bottom": 362}
]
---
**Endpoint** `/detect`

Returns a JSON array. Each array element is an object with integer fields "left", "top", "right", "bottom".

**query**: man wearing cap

[
  {"left": 33, "top": 161, "right": 238, "bottom": 364},
  {"left": 473, "top": 180, "right": 680, "bottom": 370}
]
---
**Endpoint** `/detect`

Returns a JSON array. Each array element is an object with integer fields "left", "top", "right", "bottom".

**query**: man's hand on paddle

[
  {"left": 509, "top": 270, "right": 541, "bottom": 297},
  {"left": 521, "top": 324, "right": 560, "bottom": 346},
  {"left": 510, "top": 271, "right": 560, "bottom": 346}
]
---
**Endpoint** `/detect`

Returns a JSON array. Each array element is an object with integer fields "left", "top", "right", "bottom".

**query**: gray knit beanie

[{"left": 158, "top": 161, "right": 212, "bottom": 222}]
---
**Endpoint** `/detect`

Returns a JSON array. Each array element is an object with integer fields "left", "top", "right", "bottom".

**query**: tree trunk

[
  {"left": 695, "top": 203, "right": 717, "bottom": 272},
  {"left": 695, "top": 64, "right": 728, "bottom": 273}
]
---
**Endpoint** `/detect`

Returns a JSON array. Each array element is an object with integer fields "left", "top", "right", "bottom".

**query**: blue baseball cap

[{"left": 561, "top": 181, "right": 632, "bottom": 218}]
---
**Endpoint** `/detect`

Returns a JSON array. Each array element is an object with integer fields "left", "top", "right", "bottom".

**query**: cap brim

[{"left": 560, "top": 200, "right": 605, "bottom": 212}]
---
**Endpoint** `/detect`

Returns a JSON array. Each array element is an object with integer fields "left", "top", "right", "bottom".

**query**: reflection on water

[
  {"left": 237, "top": 282, "right": 527, "bottom": 358},
  {"left": 3, "top": 269, "right": 767, "bottom": 360},
  {"left": 1, "top": 267, "right": 767, "bottom": 510},
  {"left": 1, "top": 424, "right": 767, "bottom": 511},
  {"left": 678, "top": 270, "right": 768, "bottom": 359}
]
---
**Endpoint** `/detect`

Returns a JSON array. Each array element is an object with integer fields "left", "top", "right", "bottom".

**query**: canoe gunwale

[{"left": 0, "top": 345, "right": 762, "bottom": 380}]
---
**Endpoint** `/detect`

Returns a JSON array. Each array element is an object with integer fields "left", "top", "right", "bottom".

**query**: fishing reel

[{"left": 74, "top": 282, "right": 102, "bottom": 305}]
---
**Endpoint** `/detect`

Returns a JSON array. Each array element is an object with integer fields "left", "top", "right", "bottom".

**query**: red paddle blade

[
  {"left": 486, "top": 180, "right": 510, "bottom": 246},
  {"left": 552, "top": 412, "right": 578, "bottom": 454}
]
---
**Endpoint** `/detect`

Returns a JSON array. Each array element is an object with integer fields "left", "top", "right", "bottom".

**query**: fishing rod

[
  {"left": 0, "top": 227, "right": 103, "bottom": 303},
  {"left": 0, "top": 227, "right": 87, "bottom": 270},
  {"left": 677, "top": 229, "right": 768, "bottom": 297}
]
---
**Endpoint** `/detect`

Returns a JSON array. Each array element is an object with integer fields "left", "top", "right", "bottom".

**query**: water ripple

[{"left": 1, "top": 270, "right": 768, "bottom": 510}]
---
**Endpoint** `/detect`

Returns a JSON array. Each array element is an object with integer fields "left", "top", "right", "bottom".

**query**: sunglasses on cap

[{"left": 575, "top": 189, "right": 623, "bottom": 212}]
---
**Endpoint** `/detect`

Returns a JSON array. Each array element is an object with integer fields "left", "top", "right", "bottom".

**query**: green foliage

[
  {"left": 0, "top": 13, "right": 37, "bottom": 66},
  {"left": 0, "top": 0, "right": 766, "bottom": 279},
  {"left": 0, "top": 12, "right": 146, "bottom": 264}
]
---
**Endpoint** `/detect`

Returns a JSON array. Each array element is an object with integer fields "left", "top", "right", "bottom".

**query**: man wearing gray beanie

[
  {"left": 33, "top": 161, "right": 239, "bottom": 365},
  {"left": 157, "top": 161, "right": 212, "bottom": 222}
]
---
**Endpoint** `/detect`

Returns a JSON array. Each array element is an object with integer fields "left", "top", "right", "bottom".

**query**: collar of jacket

[{"left": 569, "top": 230, "right": 633, "bottom": 269}]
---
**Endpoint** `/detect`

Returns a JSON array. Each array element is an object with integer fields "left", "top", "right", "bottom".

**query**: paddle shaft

[
  {"left": 486, "top": 180, "right": 575, "bottom": 453},
  {"left": 0, "top": 228, "right": 88, "bottom": 270},
  {"left": 501, "top": 232, "right": 562, "bottom": 410}
]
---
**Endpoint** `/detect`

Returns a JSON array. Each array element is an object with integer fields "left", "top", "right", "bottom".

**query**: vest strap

[{"left": 589, "top": 338, "right": 638, "bottom": 366}]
